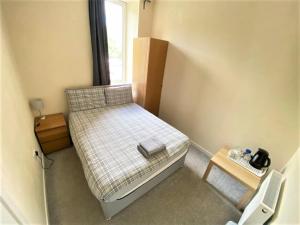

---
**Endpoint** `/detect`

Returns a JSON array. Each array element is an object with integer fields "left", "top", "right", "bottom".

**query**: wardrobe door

[
  {"left": 144, "top": 38, "right": 169, "bottom": 115},
  {"left": 132, "top": 38, "right": 150, "bottom": 107}
]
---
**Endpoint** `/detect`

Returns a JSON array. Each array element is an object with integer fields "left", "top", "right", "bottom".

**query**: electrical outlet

[{"left": 33, "top": 150, "right": 39, "bottom": 158}]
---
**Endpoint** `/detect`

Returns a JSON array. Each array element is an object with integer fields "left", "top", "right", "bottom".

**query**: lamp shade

[{"left": 30, "top": 98, "right": 44, "bottom": 111}]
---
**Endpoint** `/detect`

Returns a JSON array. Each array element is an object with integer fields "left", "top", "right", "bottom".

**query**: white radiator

[{"left": 226, "top": 170, "right": 283, "bottom": 225}]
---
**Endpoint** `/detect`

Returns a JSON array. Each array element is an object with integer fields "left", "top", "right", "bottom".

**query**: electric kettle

[{"left": 249, "top": 148, "right": 271, "bottom": 170}]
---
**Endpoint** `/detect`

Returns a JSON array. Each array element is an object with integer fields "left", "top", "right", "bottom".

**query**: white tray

[{"left": 228, "top": 155, "right": 267, "bottom": 177}]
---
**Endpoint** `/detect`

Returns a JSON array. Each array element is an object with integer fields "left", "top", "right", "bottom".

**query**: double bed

[{"left": 66, "top": 84, "right": 190, "bottom": 219}]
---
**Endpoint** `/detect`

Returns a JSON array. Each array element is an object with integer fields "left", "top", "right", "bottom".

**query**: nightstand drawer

[
  {"left": 37, "top": 126, "right": 68, "bottom": 143},
  {"left": 41, "top": 137, "right": 70, "bottom": 154}
]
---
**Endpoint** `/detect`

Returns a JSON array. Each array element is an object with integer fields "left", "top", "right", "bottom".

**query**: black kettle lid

[{"left": 257, "top": 148, "right": 269, "bottom": 156}]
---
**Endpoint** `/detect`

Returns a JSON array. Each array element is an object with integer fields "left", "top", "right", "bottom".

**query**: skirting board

[
  {"left": 190, "top": 140, "right": 213, "bottom": 158},
  {"left": 42, "top": 155, "right": 50, "bottom": 225}
]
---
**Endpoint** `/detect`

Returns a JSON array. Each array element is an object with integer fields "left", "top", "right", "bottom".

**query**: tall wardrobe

[{"left": 132, "top": 37, "right": 169, "bottom": 116}]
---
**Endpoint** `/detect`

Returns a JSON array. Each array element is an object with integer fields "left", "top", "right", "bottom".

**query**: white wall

[
  {"left": 0, "top": 202, "right": 19, "bottom": 225},
  {"left": 138, "top": 0, "right": 154, "bottom": 37},
  {"left": 2, "top": 0, "right": 93, "bottom": 115},
  {"left": 2, "top": 0, "right": 141, "bottom": 115},
  {"left": 1, "top": 4, "right": 47, "bottom": 224},
  {"left": 270, "top": 148, "right": 300, "bottom": 225},
  {"left": 298, "top": 1, "right": 300, "bottom": 145},
  {"left": 151, "top": 0, "right": 299, "bottom": 170}
]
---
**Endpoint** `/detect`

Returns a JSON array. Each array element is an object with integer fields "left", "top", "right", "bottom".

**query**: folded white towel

[{"left": 137, "top": 137, "right": 166, "bottom": 158}]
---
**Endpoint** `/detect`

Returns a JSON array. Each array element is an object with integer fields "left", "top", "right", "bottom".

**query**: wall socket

[{"left": 33, "top": 150, "right": 39, "bottom": 158}]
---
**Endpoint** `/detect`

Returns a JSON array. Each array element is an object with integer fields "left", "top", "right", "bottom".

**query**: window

[{"left": 105, "top": 0, "right": 126, "bottom": 84}]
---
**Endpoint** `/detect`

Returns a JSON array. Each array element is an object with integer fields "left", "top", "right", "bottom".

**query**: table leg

[
  {"left": 236, "top": 189, "right": 254, "bottom": 210},
  {"left": 203, "top": 161, "right": 213, "bottom": 181}
]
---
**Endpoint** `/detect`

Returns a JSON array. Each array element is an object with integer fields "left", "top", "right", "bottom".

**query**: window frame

[{"left": 105, "top": 0, "right": 127, "bottom": 84}]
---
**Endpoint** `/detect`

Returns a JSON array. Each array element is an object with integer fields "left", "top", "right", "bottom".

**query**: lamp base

[{"left": 40, "top": 115, "right": 46, "bottom": 120}]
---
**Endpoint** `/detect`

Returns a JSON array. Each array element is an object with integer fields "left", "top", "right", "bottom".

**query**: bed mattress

[{"left": 69, "top": 103, "right": 190, "bottom": 201}]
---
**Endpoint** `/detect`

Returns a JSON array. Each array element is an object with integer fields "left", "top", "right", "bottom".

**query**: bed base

[{"left": 100, "top": 153, "right": 187, "bottom": 220}]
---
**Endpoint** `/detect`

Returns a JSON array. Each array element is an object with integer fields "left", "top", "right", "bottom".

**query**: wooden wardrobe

[{"left": 132, "top": 37, "right": 169, "bottom": 116}]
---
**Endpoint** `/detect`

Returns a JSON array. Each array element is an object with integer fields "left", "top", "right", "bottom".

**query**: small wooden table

[
  {"left": 203, "top": 148, "right": 262, "bottom": 210},
  {"left": 35, "top": 113, "right": 71, "bottom": 154}
]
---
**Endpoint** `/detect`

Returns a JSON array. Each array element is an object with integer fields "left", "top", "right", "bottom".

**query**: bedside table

[
  {"left": 203, "top": 148, "right": 262, "bottom": 210},
  {"left": 35, "top": 113, "right": 71, "bottom": 154}
]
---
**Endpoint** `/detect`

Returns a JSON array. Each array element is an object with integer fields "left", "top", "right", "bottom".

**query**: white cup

[{"left": 229, "top": 149, "right": 242, "bottom": 160}]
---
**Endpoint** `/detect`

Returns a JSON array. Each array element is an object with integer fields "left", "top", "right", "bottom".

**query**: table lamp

[{"left": 30, "top": 98, "right": 46, "bottom": 120}]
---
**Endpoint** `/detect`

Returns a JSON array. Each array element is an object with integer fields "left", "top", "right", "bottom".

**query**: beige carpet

[
  {"left": 46, "top": 147, "right": 241, "bottom": 225},
  {"left": 185, "top": 147, "right": 247, "bottom": 204}
]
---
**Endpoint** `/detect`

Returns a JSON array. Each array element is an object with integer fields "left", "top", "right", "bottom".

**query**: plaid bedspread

[{"left": 69, "top": 103, "right": 190, "bottom": 200}]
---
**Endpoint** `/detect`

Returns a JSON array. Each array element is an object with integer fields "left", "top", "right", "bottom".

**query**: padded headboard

[{"left": 65, "top": 84, "right": 133, "bottom": 112}]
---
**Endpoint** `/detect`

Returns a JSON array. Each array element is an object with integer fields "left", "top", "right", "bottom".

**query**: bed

[{"left": 65, "top": 84, "right": 190, "bottom": 219}]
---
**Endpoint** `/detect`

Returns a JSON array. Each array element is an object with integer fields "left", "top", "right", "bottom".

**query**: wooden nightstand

[
  {"left": 35, "top": 113, "right": 71, "bottom": 154},
  {"left": 203, "top": 148, "right": 262, "bottom": 210}
]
